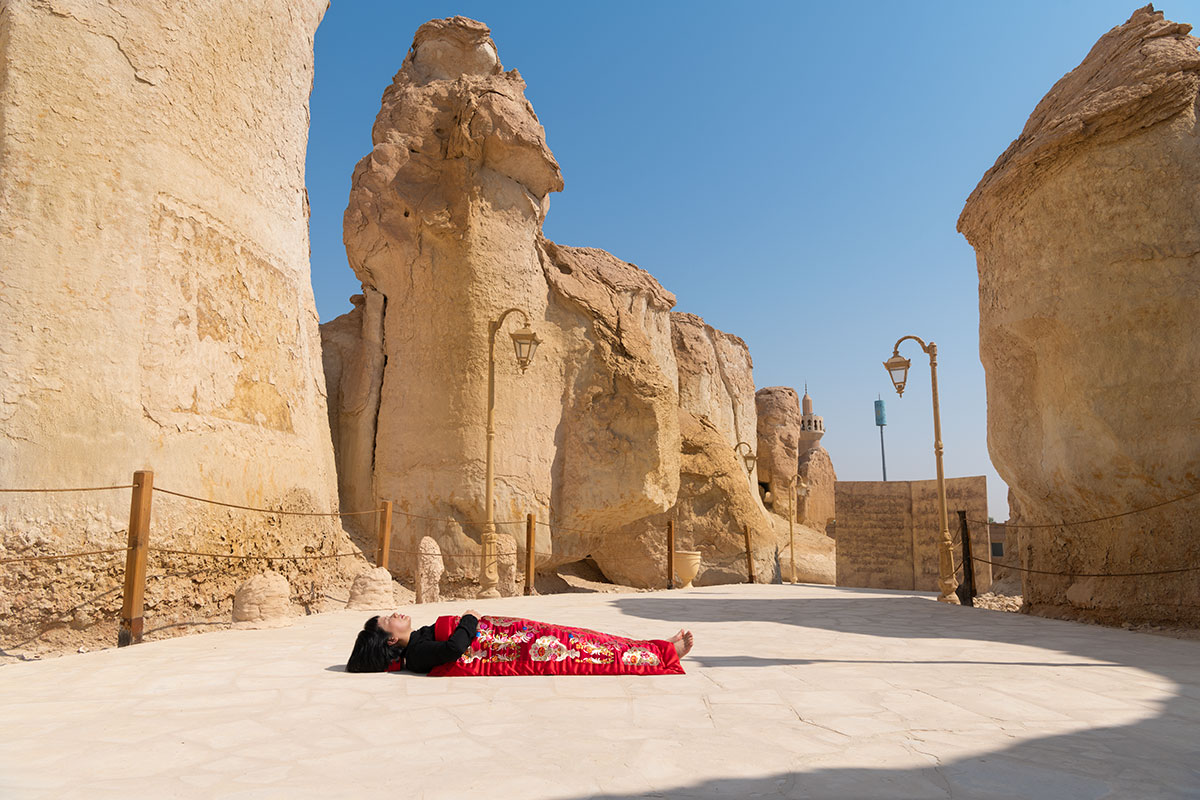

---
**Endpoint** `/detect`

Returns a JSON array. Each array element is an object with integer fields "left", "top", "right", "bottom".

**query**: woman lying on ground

[{"left": 346, "top": 609, "right": 694, "bottom": 676}]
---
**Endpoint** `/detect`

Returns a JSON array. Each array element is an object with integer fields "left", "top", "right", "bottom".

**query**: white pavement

[{"left": 2, "top": 584, "right": 1199, "bottom": 799}]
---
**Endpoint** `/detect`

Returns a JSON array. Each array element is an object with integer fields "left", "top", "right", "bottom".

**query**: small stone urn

[{"left": 673, "top": 550, "right": 702, "bottom": 589}]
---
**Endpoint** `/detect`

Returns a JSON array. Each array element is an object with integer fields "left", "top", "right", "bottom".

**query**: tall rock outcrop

[
  {"left": 672, "top": 313, "right": 759, "bottom": 457},
  {"left": 0, "top": 1, "right": 358, "bottom": 648},
  {"left": 798, "top": 446, "right": 837, "bottom": 534},
  {"left": 320, "top": 289, "right": 386, "bottom": 529},
  {"left": 958, "top": 5, "right": 1200, "bottom": 624},
  {"left": 594, "top": 314, "right": 776, "bottom": 586},
  {"left": 755, "top": 387, "right": 803, "bottom": 509},
  {"left": 333, "top": 17, "right": 679, "bottom": 580}
]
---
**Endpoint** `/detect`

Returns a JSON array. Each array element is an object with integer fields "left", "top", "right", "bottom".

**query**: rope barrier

[
  {"left": 148, "top": 546, "right": 362, "bottom": 562},
  {"left": 0, "top": 547, "right": 131, "bottom": 566},
  {"left": 959, "top": 517, "right": 1199, "bottom": 579},
  {"left": 969, "top": 486, "right": 1200, "bottom": 530},
  {"left": 155, "top": 487, "right": 378, "bottom": 517},
  {"left": 385, "top": 545, "right": 654, "bottom": 565},
  {"left": 535, "top": 518, "right": 604, "bottom": 536},
  {"left": 968, "top": 553, "right": 1200, "bottom": 578},
  {"left": 391, "top": 507, "right": 525, "bottom": 525},
  {"left": 0, "top": 485, "right": 134, "bottom": 493}
]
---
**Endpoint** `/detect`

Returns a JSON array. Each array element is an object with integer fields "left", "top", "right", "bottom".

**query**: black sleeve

[{"left": 404, "top": 614, "right": 479, "bottom": 674}]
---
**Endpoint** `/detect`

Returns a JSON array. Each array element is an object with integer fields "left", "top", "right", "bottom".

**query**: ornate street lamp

[
  {"left": 883, "top": 335, "right": 959, "bottom": 604},
  {"left": 734, "top": 441, "right": 757, "bottom": 476},
  {"left": 478, "top": 308, "right": 540, "bottom": 599}
]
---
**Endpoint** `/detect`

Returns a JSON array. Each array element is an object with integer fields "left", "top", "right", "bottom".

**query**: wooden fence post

[
  {"left": 524, "top": 513, "right": 536, "bottom": 596},
  {"left": 377, "top": 500, "right": 393, "bottom": 570},
  {"left": 743, "top": 523, "right": 756, "bottom": 584},
  {"left": 118, "top": 470, "right": 153, "bottom": 647},
  {"left": 667, "top": 520, "right": 676, "bottom": 589}
]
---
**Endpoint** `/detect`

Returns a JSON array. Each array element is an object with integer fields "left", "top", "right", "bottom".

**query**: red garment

[{"left": 427, "top": 615, "right": 685, "bottom": 677}]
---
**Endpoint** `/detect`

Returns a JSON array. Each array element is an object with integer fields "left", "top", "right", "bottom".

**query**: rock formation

[
  {"left": 594, "top": 414, "right": 779, "bottom": 585},
  {"left": 798, "top": 447, "right": 837, "bottom": 533},
  {"left": 320, "top": 289, "right": 386, "bottom": 531},
  {"left": 755, "top": 387, "right": 803, "bottom": 508},
  {"left": 0, "top": 1, "right": 360, "bottom": 649},
  {"left": 751, "top": 386, "right": 837, "bottom": 584},
  {"left": 326, "top": 16, "right": 840, "bottom": 590},
  {"left": 416, "top": 537, "right": 444, "bottom": 604},
  {"left": 233, "top": 572, "right": 294, "bottom": 627},
  {"left": 331, "top": 17, "right": 679, "bottom": 587},
  {"left": 593, "top": 314, "right": 778, "bottom": 586},
  {"left": 671, "top": 313, "right": 759, "bottom": 460},
  {"left": 347, "top": 567, "right": 396, "bottom": 610},
  {"left": 957, "top": 5, "right": 1200, "bottom": 624}
]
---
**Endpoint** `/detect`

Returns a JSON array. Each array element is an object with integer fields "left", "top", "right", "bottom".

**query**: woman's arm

[
  {"left": 405, "top": 614, "right": 479, "bottom": 674},
  {"left": 443, "top": 613, "right": 479, "bottom": 653}
]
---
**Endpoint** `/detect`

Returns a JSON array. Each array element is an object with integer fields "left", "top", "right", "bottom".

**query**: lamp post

[
  {"left": 478, "top": 308, "right": 541, "bottom": 599},
  {"left": 883, "top": 335, "right": 960, "bottom": 604}
]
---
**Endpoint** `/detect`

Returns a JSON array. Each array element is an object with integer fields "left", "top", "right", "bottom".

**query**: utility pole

[{"left": 875, "top": 397, "right": 887, "bottom": 481}]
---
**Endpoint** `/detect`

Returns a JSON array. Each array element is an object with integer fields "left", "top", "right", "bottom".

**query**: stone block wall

[{"left": 835, "top": 477, "right": 992, "bottom": 593}]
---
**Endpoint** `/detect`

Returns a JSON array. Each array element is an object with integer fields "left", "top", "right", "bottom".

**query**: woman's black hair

[{"left": 346, "top": 616, "right": 406, "bottom": 673}]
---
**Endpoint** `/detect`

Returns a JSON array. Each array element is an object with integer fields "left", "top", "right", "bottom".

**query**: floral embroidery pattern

[
  {"left": 476, "top": 627, "right": 533, "bottom": 648},
  {"left": 461, "top": 618, "right": 534, "bottom": 665},
  {"left": 620, "top": 648, "right": 661, "bottom": 667},
  {"left": 569, "top": 636, "right": 615, "bottom": 665},
  {"left": 462, "top": 648, "right": 518, "bottom": 664},
  {"left": 529, "top": 635, "right": 577, "bottom": 662}
]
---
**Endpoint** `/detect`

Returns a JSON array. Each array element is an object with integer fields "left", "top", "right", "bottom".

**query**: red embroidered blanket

[{"left": 427, "top": 615, "right": 685, "bottom": 677}]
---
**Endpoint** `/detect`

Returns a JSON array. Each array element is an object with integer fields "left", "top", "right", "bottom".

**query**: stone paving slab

[{"left": 2, "top": 584, "right": 1199, "bottom": 799}]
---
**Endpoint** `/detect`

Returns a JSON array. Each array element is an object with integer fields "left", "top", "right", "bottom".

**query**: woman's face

[{"left": 377, "top": 612, "right": 412, "bottom": 643}]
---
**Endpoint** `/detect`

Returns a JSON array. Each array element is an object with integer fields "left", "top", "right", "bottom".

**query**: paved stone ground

[{"left": 2, "top": 583, "right": 1199, "bottom": 799}]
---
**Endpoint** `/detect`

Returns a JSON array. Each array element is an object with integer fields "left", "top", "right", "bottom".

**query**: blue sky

[{"left": 306, "top": 1, "right": 1189, "bottom": 519}]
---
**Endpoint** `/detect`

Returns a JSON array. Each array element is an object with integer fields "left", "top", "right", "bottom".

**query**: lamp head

[
  {"left": 734, "top": 441, "right": 757, "bottom": 475},
  {"left": 511, "top": 324, "right": 541, "bottom": 373},
  {"left": 883, "top": 353, "right": 911, "bottom": 397}
]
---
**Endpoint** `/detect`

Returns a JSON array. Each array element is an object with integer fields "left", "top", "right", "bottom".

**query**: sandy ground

[{"left": 2, "top": 582, "right": 1199, "bottom": 799}]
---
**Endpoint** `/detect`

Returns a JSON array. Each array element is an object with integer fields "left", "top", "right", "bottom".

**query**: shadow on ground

[{"left": 595, "top": 593, "right": 1200, "bottom": 799}]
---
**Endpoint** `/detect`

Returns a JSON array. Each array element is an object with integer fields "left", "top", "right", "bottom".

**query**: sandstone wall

[
  {"left": 957, "top": 6, "right": 1200, "bottom": 624},
  {"left": 0, "top": 1, "right": 360, "bottom": 650},
  {"left": 835, "top": 477, "right": 991, "bottom": 593}
]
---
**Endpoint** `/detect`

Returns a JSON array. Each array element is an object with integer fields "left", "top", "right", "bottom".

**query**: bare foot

[{"left": 671, "top": 629, "right": 694, "bottom": 658}]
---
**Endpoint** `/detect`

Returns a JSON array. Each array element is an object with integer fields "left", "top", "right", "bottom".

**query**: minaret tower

[{"left": 798, "top": 384, "right": 825, "bottom": 451}]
